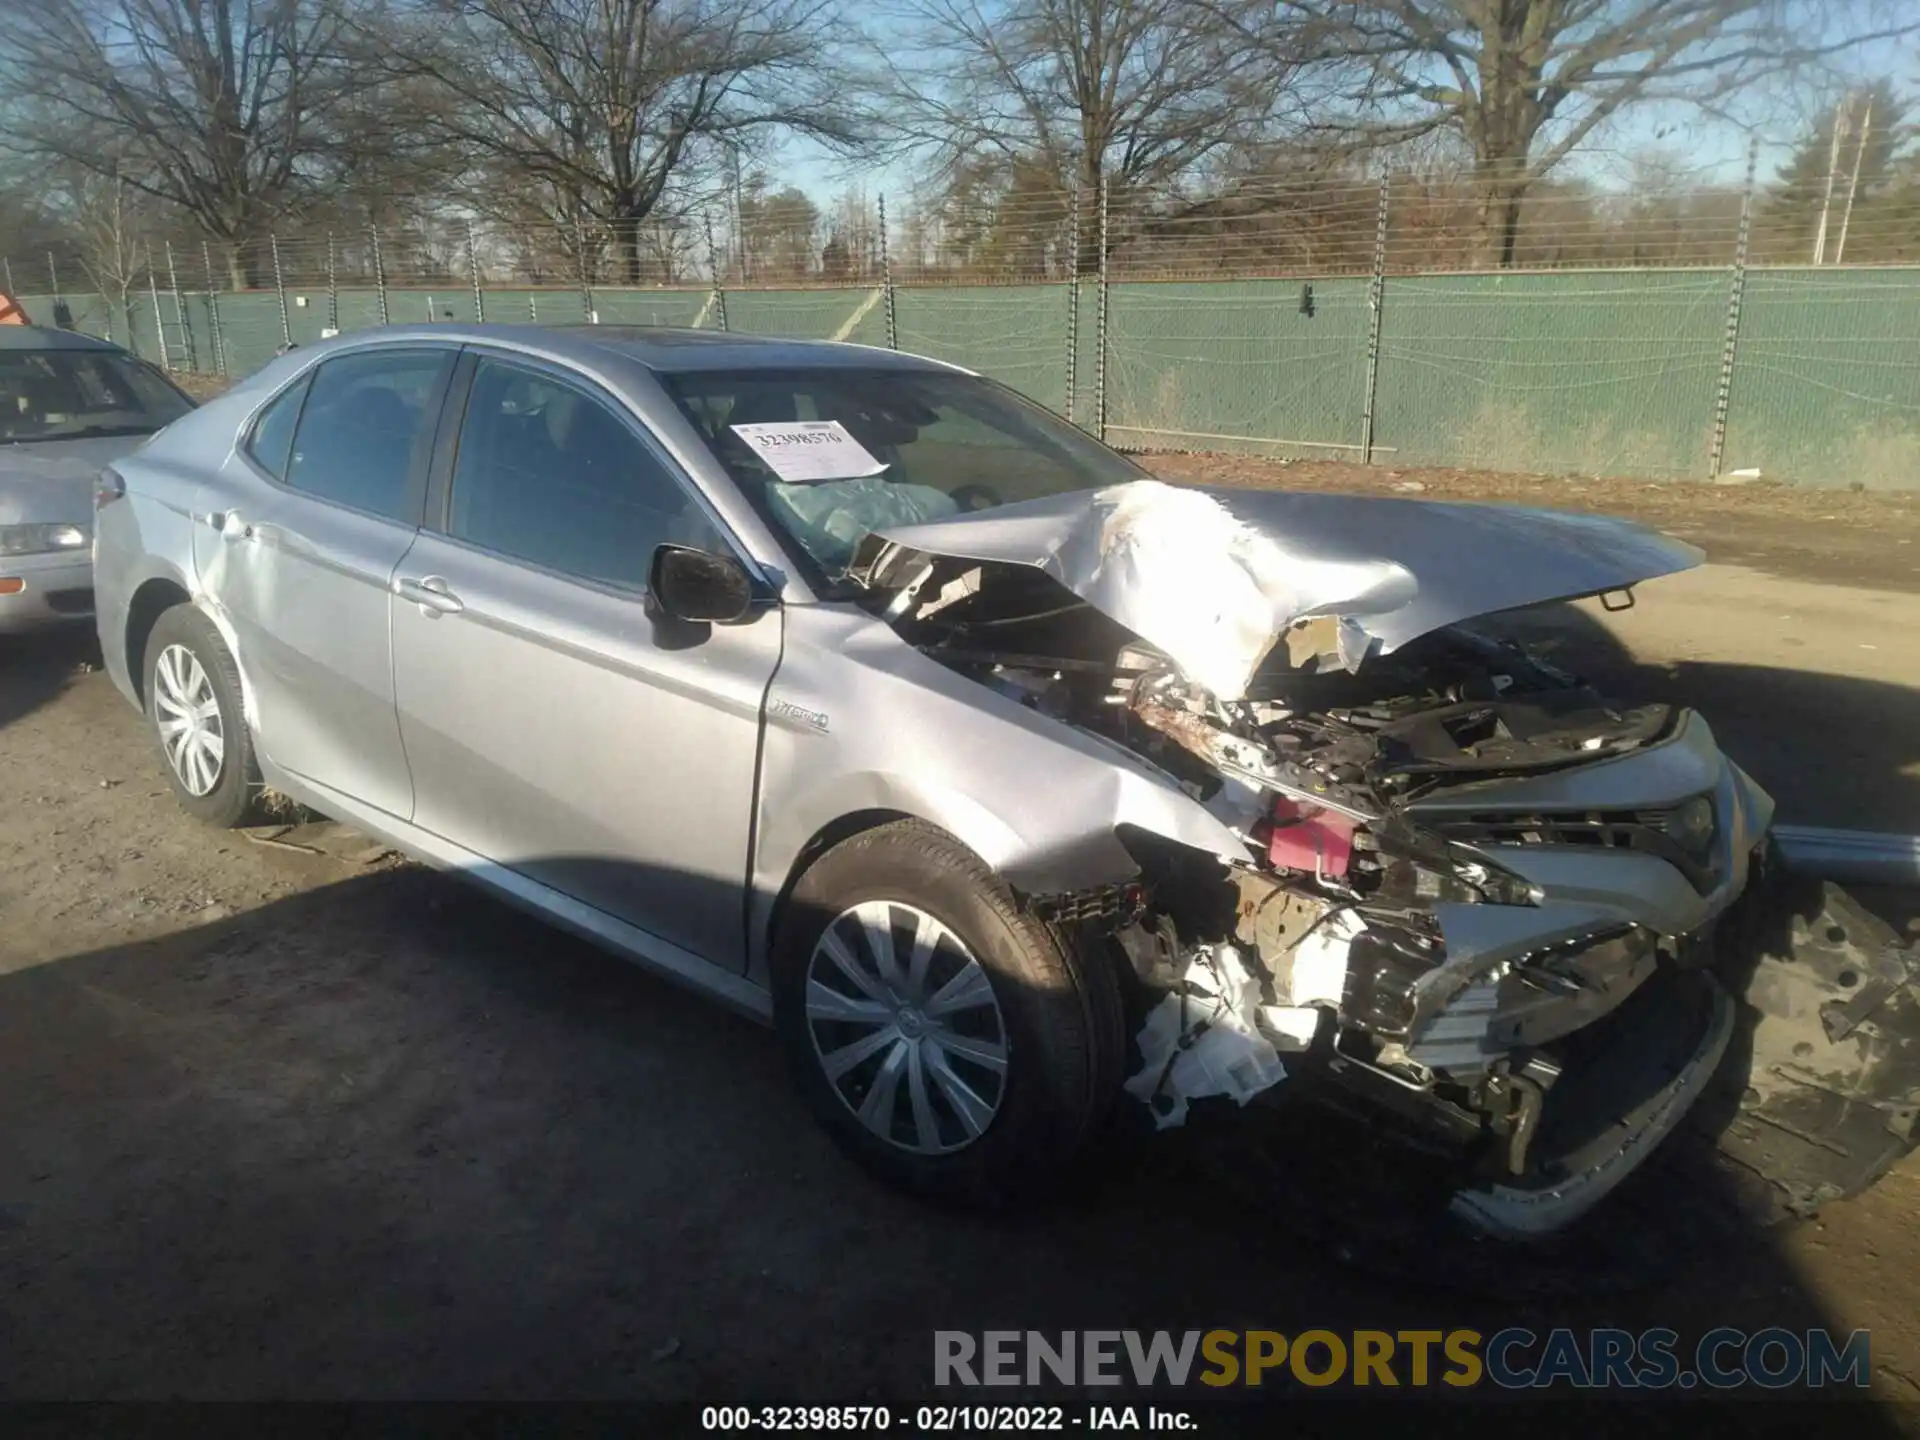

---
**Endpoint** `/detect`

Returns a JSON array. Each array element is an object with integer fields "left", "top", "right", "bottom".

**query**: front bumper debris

[
  {"left": 1711, "top": 879, "right": 1920, "bottom": 1216},
  {"left": 1449, "top": 968, "right": 1735, "bottom": 1238}
]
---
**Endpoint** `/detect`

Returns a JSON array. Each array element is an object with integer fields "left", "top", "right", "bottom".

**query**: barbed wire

[{"left": 5, "top": 170, "right": 1917, "bottom": 302}]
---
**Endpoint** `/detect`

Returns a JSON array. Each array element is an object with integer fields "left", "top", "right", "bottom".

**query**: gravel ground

[{"left": 4, "top": 447, "right": 1920, "bottom": 1423}]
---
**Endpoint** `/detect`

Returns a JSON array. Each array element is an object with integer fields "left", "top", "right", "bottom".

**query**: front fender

[{"left": 745, "top": 604, "right": 1248, "bottom": 984}]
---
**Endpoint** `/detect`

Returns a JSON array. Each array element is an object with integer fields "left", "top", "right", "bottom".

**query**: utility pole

[
  {"left": 1834, "top": 98, "right": 1874, "bottom": 266},
  {"left": 1813, "top": 93, "right": 1853, "bottom": 265}
]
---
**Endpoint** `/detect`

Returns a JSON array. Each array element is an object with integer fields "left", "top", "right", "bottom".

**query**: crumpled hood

[
  {"left": 860, "top": 479, "right": 1702, "bottom": 699},
  {"left": 0, "top": 435, "right": 150, "bottom": 525}
]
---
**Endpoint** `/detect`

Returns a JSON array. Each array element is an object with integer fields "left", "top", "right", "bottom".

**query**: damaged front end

[{"left": 850, "top": 480, "right": 1920, "bottom": 1240}]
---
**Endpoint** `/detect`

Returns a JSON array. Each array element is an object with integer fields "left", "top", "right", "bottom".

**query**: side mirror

[{"left": 649, "top": 544, "right": 754, "bottom": 624}]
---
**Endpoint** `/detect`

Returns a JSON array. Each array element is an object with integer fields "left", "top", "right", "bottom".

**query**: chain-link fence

[{"left": 7, "top": 168, "right": 1920, "bottom": 488}]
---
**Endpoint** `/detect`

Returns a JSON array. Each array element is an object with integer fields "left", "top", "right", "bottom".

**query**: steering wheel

[{"left": 950, "top": 483, "right": 1000, "bottom": 513}]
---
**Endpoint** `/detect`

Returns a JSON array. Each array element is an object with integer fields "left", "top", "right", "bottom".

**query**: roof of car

[
  {"left": 0, "top": 325, "right": 127, "bottom": 353},
  {"left": 557, "top": 325, "right": 962, "bottom": 374},
  {"left": 303, "top": 322, "right": 963, "bottom": 376}
]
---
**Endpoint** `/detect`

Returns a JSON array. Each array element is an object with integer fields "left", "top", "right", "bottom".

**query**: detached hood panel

[{"left": 863, "top": 480, "right": 1702, "bottom": 698}]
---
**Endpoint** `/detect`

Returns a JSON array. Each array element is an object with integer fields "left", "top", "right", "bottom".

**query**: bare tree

[
  {"left": 53, "top": 167, "right": 153, "bottom": 343},
  {"left": 880, "top": 0, "right": 1355, "bottom": 266},
  {"left": 738, "top": 179, "right": 820, "bottom": 281},
  {"left": 0, "top": 0, "right": 377, "bottom": 286},
  {"left": 373, "top": 0, "right": 865, "bottom": 283},
  {"left": 1315, "top": 0, "right": 1920, "bottom": 266}
]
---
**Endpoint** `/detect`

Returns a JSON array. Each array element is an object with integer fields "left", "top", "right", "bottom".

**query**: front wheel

[
  {"left": 771, "top": 820, "right": 1126, "bottom": 1207},
  {"left": 143, "top": 604, "right": 263, "bottom": 828}
]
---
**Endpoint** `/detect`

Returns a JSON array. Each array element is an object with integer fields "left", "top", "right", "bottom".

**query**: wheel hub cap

[
  {"left": 153, "top": 643, "right": 225, "bottom": 798},
  {"left": 804, "top": 900, "right": 1009, "bottom": 1155}
]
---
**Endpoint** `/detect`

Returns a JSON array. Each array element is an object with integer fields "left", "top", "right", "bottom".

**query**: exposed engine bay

[{"left": 853, "top": 511, "right": 1920, "bottom": 1240}]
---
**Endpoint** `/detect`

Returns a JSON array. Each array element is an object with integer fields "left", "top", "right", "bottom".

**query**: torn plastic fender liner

[{"left": 1125, "top": 945, "right": 1308, "bottom": 1128}]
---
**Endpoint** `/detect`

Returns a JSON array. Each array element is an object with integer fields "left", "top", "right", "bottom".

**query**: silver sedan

[
  {"left": 0, "top": 326, "right": 195, "bottom": 634},
  {"left": 91, "top": 324, "right": 1920, "bottom": 1237}
]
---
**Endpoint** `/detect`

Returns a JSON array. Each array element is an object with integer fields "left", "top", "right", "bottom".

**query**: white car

[{"left": 0, "top": 325, "right": 194, "bottom": 634}]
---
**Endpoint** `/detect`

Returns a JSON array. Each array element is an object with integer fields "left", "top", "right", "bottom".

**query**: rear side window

[
  {"left": 285, "top": 349, "right": 452, "bottom": 522},
  {"left": 245, "top": 376, "right": 308, "bottom": 480}
]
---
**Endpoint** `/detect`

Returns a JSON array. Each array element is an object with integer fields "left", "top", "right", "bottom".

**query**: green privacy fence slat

[
  {"left": 1719, "top": 269, "right": 1920, "bottom": 489},
  {"left": 1106, "top": 278, "right": 1373, "bottom": 457},
  {"left": 895, "top": 286, "right": 1071, "bottom": 414},
  {"left": 1373, "top": 270, "right": 1728, "bottom": 478},
  {"left": 15, "top": 269, "right": 1920, "bottom": 489}
]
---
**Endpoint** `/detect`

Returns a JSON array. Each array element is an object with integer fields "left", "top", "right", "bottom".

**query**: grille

[{"left": 1430, "top": 806, "right": 1721, "bottom": 895}]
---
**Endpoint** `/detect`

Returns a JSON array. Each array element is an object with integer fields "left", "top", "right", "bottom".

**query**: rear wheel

[
  {"left": 771, "top": 819, "right": 1125, "bottom": 1206},
  {"left": 144, "top": 604, "right": 262, "bottom": 828}
]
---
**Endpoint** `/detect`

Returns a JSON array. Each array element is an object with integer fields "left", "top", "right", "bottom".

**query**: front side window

[
  {"left": 660, "top": 368, "right": 1145, "bottom": 581},
  {"left": 0, "top": 349, "right": 193, "bottom": 443},
  {"left": 285, "top": 349, "right": 451, "bottom": 522},
  {"left": 445, "top": 357, "right": 723, "bottom": 588}
]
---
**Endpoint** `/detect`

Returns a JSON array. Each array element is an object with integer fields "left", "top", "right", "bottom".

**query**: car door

[
  {"left": 193, "top": 345, "right": 457, "bottom": 820},
  {"left": 389, "top": 350, "right": 781, "bottom": 971}
]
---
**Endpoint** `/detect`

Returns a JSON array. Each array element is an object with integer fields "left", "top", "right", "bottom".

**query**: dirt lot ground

[{"left": 4, "top": 452, "right": 1920, "bottom": 1423}]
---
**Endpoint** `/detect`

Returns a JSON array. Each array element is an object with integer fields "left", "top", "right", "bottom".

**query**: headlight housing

[
  {"left": 0, "top": 522, "right": 90, "bottom": 556},
  {"left": 1667, "top": 793, "right": 1717, "bottom": 857}
]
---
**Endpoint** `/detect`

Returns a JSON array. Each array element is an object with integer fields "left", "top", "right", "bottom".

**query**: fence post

[
  {"left": 369, "top": 225, "right": 389, "bottom": 325},
  {"left": 325, "top": 232, "right": 338, "bottom": 332},
  {"left": 879, "top": 193, "right": 897, "bottom": 349},
  {"left": 1064, "top": 188, "right": 1080, "bottom": 426},
  {"left": 1708, "top": 139, "right": 1758, "bottom": 480},
  {"left": 164, "top": 241, "right": 196, "bottom": 371},
  {"left": 2, "top": 257, "right": 13, "bottom": 297},
  {"left": 270, "top": 234, "right": 291, "bottom": 348},
  {"left": 47, "top": 251, "right": 61, "bottom": 311},
  {"left": 202, "top": 242, "right": 227, "bottom": 376},
  {"left": 1360, "top": 176, "right": 1391, "bottom": 465},
  {"left": 145, "top": 245, "right": 167, "bottom": 368},
  {"left": 467, "top": 219, "right": 486, "bottom": 323},
  {"left": 1095, "top": 175, "right": 1110, "bottom": 444},
  {"left": 577, "top": 218, "right": 595, "bottom": 322},
  {"left": 705, "top": 212, "right": 729, "bottom": 332}
]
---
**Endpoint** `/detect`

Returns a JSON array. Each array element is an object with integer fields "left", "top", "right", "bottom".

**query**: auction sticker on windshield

[{"left": 731, "top": 420, "right": 888, "bottom": 483}]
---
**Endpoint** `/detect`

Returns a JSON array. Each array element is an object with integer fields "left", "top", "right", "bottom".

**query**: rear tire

[
  {"left": 143, "top": 604, "right": 262, "bottom": 829},
  {"left": 771, "top": 819, "right": 1126, "bottom": 1206}
]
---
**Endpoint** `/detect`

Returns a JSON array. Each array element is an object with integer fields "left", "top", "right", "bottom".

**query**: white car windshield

[
  {"left": 662, "top": 368, "right": 1146, "bottom": 581},
  {"left": 0, "top": 349, "right": 194, "bottom": 443}
]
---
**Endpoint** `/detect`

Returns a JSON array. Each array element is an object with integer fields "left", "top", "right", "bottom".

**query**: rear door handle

[
  {"left": 394, "top": 574, "right": 465, "bottom": 616},
  {"left": 203, "top": 510, "right": 253, "bottom": 539}
]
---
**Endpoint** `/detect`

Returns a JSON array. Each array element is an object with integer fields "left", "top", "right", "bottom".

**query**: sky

[{"left": 759, "top": 12, "right": 1920, "bottom": 210}]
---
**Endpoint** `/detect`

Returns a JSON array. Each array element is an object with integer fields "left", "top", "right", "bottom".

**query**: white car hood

[
  {"left": 0, "top": 435, "right": 150, "bottom": 525},
  {"left": 861, "top": 479, "right": 1702, "bottom": 699}
]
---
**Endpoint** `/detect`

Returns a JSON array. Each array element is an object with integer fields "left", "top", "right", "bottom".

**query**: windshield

[
  {"left": 660, "top": 367, "right": 1146, "bottom": 583},
  {"left": 0, "top": 349, "right": 194, "bottom": 443}
]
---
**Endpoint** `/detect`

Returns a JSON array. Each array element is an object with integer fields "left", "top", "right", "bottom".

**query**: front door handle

[
  {"left": 203, "top": 510, "right": 253, "bottom": 539},
  {"left": 394, "top": 574, "right": 465, "bottom": 617}
]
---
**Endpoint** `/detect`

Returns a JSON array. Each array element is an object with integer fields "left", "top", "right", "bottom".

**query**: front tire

[
  {"left": 771, "top": 819, "right": 1125, "bottom": 1206},
  {"left": 144, "top": 604, "right": 262, "bottom": 828}
]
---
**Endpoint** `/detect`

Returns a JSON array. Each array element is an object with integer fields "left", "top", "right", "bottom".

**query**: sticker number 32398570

[{"left": 729, "top": 420, "right": 889, "bottom": 483}]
